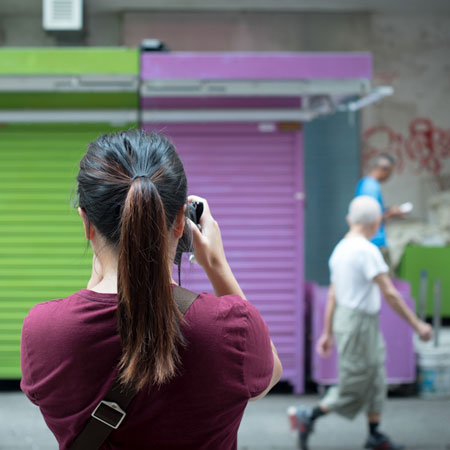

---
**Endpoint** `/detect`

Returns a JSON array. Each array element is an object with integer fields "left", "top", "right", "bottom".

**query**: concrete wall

[
  {"left": 2, "top": 11, "right": 447, "bottom": 218},
  {"left": 363, "top": 14, "right": 450, "bottom": 221},
  {"left": 122, "top": 11, "right": 450, "bottom": 222},
  {"left": 1, "top": 10, "right": 449, "bottom": 279},
  {"left": 0, "top": 13, "right": 122, "bottom": 46},
  {"left": 123, "top": 11, "right": 371, "bottom": 51},
  {"left": 123, "top": 10, "right": 450, "bottom": 280}
]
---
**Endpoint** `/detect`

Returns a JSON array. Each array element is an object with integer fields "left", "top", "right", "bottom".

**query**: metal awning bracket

[
  {"left": 337, "top": 86, "right": 394, "bottom": 112},
  {"left": 0, "top": 75, "right": 138, "bottom": 93},
  {"left": 140, "top": 78, "right": 372, "bottom": 98}
]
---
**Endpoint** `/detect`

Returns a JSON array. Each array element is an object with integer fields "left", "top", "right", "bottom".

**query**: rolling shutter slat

[
  {"left": 0, "top": 124, "right": 128, "bottom": 378},
  {"left": 166, "top": 129, "right": 304, "bottom": 392}
]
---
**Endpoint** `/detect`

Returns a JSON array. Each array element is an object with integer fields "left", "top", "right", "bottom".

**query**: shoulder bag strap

[
  {"left": 172, "top": 285, "right": 199, "bottom": 315},
  {"left": 70, "top": 286, "right": 198, "bottom": 450}
]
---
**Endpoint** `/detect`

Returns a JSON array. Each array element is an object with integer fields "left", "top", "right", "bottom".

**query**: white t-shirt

[{"left": 329, "top": 236, "right": 389, "bottom": 314}]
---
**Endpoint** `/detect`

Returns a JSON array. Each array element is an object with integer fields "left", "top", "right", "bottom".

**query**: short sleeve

[
  {"left": 361, "top": 247, "right": 389, "bottom": 281},
  {"left": 20, "top": 315, "right": 39, "bottom": 405},
  {"left": 355, "top": 178, "right": 382, "bottom": 207},
  {"left": 242, "top": 302, "right": 274, "bottom": 398},
  {"left": 328, "top": 249, "right": 336, "bottom": 284}
]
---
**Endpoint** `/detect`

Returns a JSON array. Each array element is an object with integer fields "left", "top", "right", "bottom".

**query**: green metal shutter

[{"left": 0, "top": 123, "right": 132, "bottom": 379}]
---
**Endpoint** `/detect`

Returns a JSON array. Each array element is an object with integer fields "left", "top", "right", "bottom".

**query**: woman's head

[
  {"left": 77, "top": 129, "right": 187, "bottom": 251},
  {"left": 77, "top": 129, "right": 188, "bottom": 390}
]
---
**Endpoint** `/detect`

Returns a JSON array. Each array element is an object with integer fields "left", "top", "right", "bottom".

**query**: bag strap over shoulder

[
  {"left": 172, "top": 285, "right": 198, "bottom": 315},
  {"left": 70, "top": 286, "right": 198, "bottom": 450}
]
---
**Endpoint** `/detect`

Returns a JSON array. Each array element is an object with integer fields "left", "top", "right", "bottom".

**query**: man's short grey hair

[
  {"left": 348, "top": 196, "right": 382, "bottom": 225},
  {"left": 370, "top": 153, "right": 396, "bottom": 170}
]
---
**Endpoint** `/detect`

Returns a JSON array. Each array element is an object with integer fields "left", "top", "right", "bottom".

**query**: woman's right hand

[
  {"left": 187, "top": 195, "right": 227, "bottom": 272},
  {"left": 188, "top": 195, "right": 245, "bottom": 299}
]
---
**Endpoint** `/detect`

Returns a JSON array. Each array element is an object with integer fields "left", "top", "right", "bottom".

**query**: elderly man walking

[{"left": 288, "top": 196, "right": 432, "bottom": 450}]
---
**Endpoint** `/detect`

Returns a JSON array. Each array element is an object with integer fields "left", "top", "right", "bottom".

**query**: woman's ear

[
  {"left": 173, "top": 204, "right": 187, "bottom": 239},
  {"left": 78, "top": 207, "right": 95, "bottom": 240}
]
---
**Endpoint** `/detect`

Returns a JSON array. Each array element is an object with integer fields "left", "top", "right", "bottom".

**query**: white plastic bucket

[{"left": 417, "top": 345, "right": 450, "bottom": 399}]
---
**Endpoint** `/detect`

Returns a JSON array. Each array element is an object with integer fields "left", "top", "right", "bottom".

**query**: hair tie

[{"left": 131, "top": 173, "right": 150, "bottom": 182}]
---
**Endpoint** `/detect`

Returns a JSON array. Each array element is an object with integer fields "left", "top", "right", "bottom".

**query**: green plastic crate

[{"left": 397, "top": 245, "right": 450, "bottom": 318}]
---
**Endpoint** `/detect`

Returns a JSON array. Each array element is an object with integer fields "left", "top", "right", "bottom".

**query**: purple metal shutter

[{"left": 145, "top": 123, "right": 305, "bottom": 393}]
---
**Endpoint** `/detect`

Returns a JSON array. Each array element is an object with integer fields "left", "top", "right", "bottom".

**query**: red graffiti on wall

[
  {"left": 363, "top": 125, "right": 405, "bottom": 172},
  {"left": 362, "top": 118, "right": 450, "bottom": 175}
]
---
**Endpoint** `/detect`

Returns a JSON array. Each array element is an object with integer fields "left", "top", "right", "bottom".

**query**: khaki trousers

[{"left": 321, "top": 305, "right": 386, "bottom": 420}]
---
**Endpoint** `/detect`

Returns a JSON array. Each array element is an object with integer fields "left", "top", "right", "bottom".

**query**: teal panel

[{"left": 303, "top": 110, "right": 360, "bottom": 284}]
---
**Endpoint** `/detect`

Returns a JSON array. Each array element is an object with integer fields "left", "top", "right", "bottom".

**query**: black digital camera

[{"left": 174, "top": 201, "right": 204, "bottom": 266}]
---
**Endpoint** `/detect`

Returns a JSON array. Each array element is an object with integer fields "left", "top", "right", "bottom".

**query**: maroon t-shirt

[{"left": 21, "top": 289, "right": 273, "bottom": 450}]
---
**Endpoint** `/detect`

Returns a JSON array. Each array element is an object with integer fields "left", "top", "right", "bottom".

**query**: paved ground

[{"left": 1, "top": 392, "right": 449, "bottom": 449}]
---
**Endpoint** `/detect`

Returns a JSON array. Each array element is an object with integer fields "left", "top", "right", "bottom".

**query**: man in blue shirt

[{"left": 355, "top": 154, "right": 405, "bottom": 265}]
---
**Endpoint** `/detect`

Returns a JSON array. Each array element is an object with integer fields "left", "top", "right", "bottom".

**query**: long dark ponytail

[{"left": 77, "top": 130, "right": 187, "bottom": 390}]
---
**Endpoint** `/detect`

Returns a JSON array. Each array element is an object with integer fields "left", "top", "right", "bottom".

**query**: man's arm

[
  {"left": 356, "top": 179, "right": 405, "bottom": 221},
  {"left": 374, "top": 273, "right": 432, "bottom": 341},
  {"left": 316, "top": 284, "right": 336, "bottom": 358},
  {"left": 383, "top": 206, "right": 407, "bottom": 220},
  {"left": 323, "top": 284, "right": 336, "bottom": 336}
]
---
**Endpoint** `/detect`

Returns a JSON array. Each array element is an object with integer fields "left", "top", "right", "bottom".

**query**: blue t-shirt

[{"left": 355, "top": 176, "right": 386, "bottom": 248}]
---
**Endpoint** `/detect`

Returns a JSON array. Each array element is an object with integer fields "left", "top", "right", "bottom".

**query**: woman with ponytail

[{"left": 21, "top": 130, "right": 282, "bottom": 450}]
